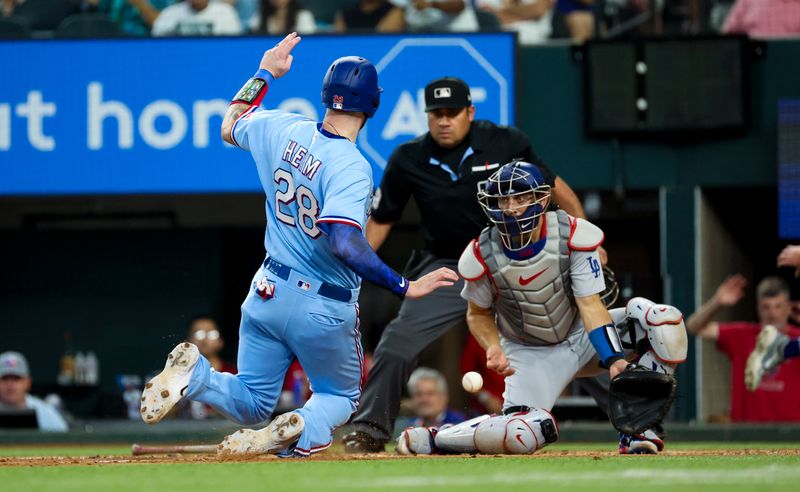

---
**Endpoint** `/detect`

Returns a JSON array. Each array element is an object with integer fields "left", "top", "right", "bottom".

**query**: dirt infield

[{"left": 2, "top": 447, "right": 799, "bottom": 468}]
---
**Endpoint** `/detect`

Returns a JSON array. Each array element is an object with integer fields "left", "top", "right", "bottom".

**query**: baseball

[{"left": 462, "top": 371, "right": 483, "bottom": 393}]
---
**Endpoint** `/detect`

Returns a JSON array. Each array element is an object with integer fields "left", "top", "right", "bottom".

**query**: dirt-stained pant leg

[{"left": 351, "top": 259, "right": 466, "bottom": 442}]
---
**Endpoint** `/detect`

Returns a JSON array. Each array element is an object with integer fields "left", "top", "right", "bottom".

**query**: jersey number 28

[{"left": 274, "top": 168, "right": 321, "bottom": 239}]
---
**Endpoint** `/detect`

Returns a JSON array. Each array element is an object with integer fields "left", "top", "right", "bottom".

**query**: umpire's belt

[{"left": 264, "top": 257, "right": 355, "bottom": 303}]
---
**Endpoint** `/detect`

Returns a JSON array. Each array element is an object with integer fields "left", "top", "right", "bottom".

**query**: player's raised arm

[{"left": 221, "top": 32, "right": 302, "bottom": 146}]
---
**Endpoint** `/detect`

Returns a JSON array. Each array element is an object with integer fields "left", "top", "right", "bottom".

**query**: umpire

[{"left": 343, "top": 77, "right": 590, "bottom": 452}]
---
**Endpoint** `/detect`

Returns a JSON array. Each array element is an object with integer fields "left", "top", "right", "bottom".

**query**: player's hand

[
  {"left": 259, "top": 32, "right": 301, "bottom": 80},
  {"left": 597, "top": 246, "right": 608, "bottom": 266},
  {"left": 405, "top": 267, "right": 459, "bottom": 299},
  {"left": 777, "top": 245, "right": 800, "bottom": 277},
  {"left": 486, "top": 344, "right": 515, "bottom": 377},
  {"left": 714, "top": 274, "right": 746, "bottom": 307},
  {"left": 609, "top": 358, "right": 629, "bottom": 379}
]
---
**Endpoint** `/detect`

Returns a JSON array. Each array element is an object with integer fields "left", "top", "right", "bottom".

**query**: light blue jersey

[{"left": 232, "top": 107, "right": 373, "bottom": 290}]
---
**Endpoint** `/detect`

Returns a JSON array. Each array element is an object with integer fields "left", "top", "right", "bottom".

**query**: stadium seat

[
  {"left": 55, "top": 14, "right": 122, "bottom": 38},
  {"left": 13, "top": 0, "right": 79, "bottom": 31},
  {"left": 0, "top": 16, "right": 32, "bottom": 39},
  {"left": 475, "top": 10, "right": 501, "bottom": 32}
]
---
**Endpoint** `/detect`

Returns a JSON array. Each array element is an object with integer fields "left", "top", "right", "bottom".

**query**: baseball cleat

[
  {"left": 140, "top": 342, "right": 200, "bottom": 424},
  {"left": 745, "top": 325, "right": 789, "bottom": 392},
  {"left": 342, "top": 430, "right": 386, "bottom": 454},
  {"left": 218, "top": 412, "right": 304, "bottom": 455},
  {"left": 396, "top": 427, "right": 437, "bottom": 455},
  {"left": 619, "top": 430, "right": 664, "bottom": 455}
]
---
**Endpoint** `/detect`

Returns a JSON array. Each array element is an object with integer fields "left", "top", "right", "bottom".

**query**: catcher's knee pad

[
  {"left": 626, "top": 297, "right": 688, "bottom": 365},
  {"left": 473, "top": 408, "right": 558, "bottom": 455},
  {"left": 432, "top": 415, "right": 490, "bottom": 454}
]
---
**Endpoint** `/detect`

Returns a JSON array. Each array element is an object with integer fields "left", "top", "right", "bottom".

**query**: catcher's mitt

[{"left": 608, "top": 364, "right": 676, "bottom": 435}]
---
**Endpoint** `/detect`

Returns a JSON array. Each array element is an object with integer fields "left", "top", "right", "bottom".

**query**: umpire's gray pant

[{"left": 352, "top": 258, "right": 467, "bottom": 442}]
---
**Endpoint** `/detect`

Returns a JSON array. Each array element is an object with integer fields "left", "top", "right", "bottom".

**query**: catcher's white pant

[{"left": 502, "top": 307, "right": 675, "bottom": 412}]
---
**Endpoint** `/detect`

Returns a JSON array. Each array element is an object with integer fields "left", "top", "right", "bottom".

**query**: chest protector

[{"left": 478, "top": 210, "right": 577, "bottom": 346}]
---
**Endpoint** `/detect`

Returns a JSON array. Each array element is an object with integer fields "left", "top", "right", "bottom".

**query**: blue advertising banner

[{"left": 0, "top": 33, "right": 515, "bottom": 195}]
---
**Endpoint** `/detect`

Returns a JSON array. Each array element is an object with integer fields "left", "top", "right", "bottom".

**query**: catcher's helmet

[
  {"left": 321, "top": 56, "right": 382, "bottom": 118},
  {"left": 477, "top": 160, "right": 551, "bottom": 251}
]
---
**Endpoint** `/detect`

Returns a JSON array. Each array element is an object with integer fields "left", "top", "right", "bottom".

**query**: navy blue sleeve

[{"left": 324, "top": 222, "right": 409, "bottom": 297}]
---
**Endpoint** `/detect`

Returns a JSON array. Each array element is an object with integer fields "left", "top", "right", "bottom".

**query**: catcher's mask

[
  {"left": 477, "top": 161, "right": 551, "bottom": 252},
  {"left": 600, "top": 266, "right": 620, "bottom": 308}
]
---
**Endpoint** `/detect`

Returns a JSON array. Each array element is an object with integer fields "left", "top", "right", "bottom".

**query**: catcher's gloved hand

[{"left": 608, "top": 363, "right": 676, "bottom": 435}]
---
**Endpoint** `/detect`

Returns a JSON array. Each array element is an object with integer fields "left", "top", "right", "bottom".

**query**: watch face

[{"left": 235, "top": 78, "right": 266, "bottom": 104}]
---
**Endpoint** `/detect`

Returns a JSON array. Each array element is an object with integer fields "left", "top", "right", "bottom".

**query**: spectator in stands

[
  {"left": 93, "top": 0, "right": 175, "bottom": 36},
  {"left": 2, "top": 0, "right": 23, "bottom": 17},
  {"left": 0, "top": 352, "right": 68, "bottom": 432},
  {"left": 187, "top": 316, "right": 236, "bottom": 374},
  {"left": 335, "top": 0, "right": 405, "bottom": 33},
  {"left": 181, "top": 317, "right": 235, "bottom": 419},
  {"left": 476, "top": 0, "right": 555, "bottom": 44},
  {"left": 777, "top": 245, "right": 800, "bottom": 325},
  {"left": 406, "top": 367, "right": 465, "bottom": 428},
  {"left": 460, "top": 333, "right": 503, "bottom": 414},
  {"left": 601, "top": 0, "right": 663, "bottom": 35},
  {"left": 687, "top": 275, "right": 800, "bottom": 422},
  {"left": 557, "top": 0, "right": 594, "bottom": 42},
  {"left": 396, "top": 0, "right": 479, "bottom": 32},
  {"left": 724, "top": 0, "right": 800, "bottom": 39},
  {"left": 152, "top": 0, "right": 243, "bottom": 36},
  {"left": 254, "top": 0, "right": 315, "bottom": 34},
  {"left": 222, "top": 0, "right": 258, "bottom": 32},
  {"left": 298, "top": 0, "right": 343, "bottom": 31}
]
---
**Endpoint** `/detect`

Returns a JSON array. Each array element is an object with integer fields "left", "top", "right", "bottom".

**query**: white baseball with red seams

[{"left": 462, "top": 371, "right": 484, "bottom": 393}]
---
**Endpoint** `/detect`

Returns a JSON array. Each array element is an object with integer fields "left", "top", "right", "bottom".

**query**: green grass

[{"left": 1, "top": 444, "right": 799, "bottom": 492}]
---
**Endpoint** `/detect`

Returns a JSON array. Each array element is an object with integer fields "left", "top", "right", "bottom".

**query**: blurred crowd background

[{"left": 2, "top": 0, "right": 799, "bottom": 42}]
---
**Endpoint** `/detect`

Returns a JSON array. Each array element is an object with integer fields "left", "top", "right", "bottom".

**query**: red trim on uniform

[
  {"left": 295, "top": 441, "right": 332, "bottom": 456},
  {"left": 648, "top": 349, "right": 687, "bottom": 365},
  {"left": 471, "top": 239, "right": 499, "bottom": 300},
  {"left": 567, "top": 217, "right": 605, "bottom": 251},
  {"left": 644, "top": 306, "right": 685, "bottom": 326},
  {"left": 460, "top": 239, "right": 488, "bottom": 281},
  {"left": 354, "top": 306, "right": 365, "bottom": 398},
  {"left": 317, "top": 217, "right": 363, "bottom": 232}
]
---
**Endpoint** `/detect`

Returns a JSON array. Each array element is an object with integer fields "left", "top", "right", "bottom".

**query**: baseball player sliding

[
  {"left": 139, "top": 32, "right": 458, "bottom": 457},
  {"left": 398, "top": 161, "right": 686, "bottom": 456}
]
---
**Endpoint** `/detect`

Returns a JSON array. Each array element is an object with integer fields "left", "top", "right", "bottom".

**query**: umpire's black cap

[{"left": 424, "top": 77, "right": 472, "bottom": 112}]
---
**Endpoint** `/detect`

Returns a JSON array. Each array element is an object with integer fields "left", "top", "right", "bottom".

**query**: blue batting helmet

[
  {"left": 477, "top": 160, "right": 552, "bottom": 251},
  {"left": 321, "top": 56, "right": 383, "bottom": 118}
]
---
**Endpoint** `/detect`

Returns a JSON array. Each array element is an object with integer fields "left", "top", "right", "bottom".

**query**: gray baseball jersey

[{"left": 459, "top": 210, "right": 606, "bottom": 346}]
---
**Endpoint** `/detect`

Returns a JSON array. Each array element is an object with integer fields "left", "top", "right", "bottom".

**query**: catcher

[{"left": 397, "top": 160, "right": 685, "bottom": 456}]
